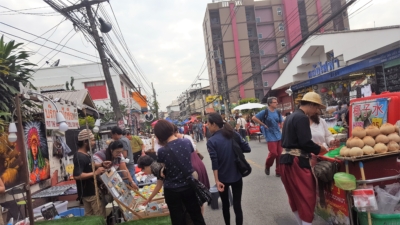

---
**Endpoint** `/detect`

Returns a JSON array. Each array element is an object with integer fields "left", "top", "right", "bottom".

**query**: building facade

[
  {"left": 33, "top": 63, "right": 143, "bottom": 110},
  {"left": 178, "top": 86, "right": 212, "bottom": 119},
  {"left": 203, "top": 0, "right": 349, "bottom": 103},
  {"left": 166, "top": 100, "right": 180, "bottom": 120}
]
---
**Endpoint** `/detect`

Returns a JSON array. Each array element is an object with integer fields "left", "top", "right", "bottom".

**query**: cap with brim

[
  {"left": 300, "top": 92, "right": 326, "bottom": 109},
  {"left": 78, "top": 129, "right": 95, "bottom": 141}
]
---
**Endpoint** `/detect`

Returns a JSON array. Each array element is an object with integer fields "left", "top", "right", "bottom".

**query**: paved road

[{"left": 195, "top": 138, "right": 326, "bottom": 225}]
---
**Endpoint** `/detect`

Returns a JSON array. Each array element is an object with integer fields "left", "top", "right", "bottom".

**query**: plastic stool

[{"left": 209, "top": 185, "right": 233, "bottom": 210}]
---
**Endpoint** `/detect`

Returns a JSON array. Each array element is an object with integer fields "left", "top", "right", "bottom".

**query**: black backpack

[{"left": 263, "top": 109, "right": 282, "bottom": 124}]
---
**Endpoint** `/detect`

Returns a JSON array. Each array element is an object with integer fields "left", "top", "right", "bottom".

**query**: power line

[
  {"left": 0, "top": 6, "right": 50, "bottom": 12},
  {"left": 0, "top": 30, "right": 98, "bottom": 63},
  {"left": 0, "top": 5, "right": 60, "bottom": 16},
  {"left": 0, "top": 22, "right": 99, "bottom": 59}
]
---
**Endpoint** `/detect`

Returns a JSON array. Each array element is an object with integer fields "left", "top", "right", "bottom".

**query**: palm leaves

[{"left": 0, "top": 35, "right": 36, "bottom": 122}]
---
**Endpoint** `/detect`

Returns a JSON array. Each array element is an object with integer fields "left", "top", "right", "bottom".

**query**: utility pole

[
  {"left": 152, "top": 82, "right": 159, "bottom": 120},
  {"left": 49, "top": 0, "right": 123, "bottom": 121},
  {"left": 192, "top": 83, "right": 205, "bottom": 118},
  {"left": 217, "top": 47, "right": 230, "bottom": 118},
  {"left": 186, "top": 90, "right": 191, "bottom": 116}
]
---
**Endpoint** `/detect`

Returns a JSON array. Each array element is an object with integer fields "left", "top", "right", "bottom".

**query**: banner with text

[
  {"left": 43, "top": 100, "right": 79, "bottom": 129},
  {"left": 352, "top": 98, "right": 388, "bottom": 128}
]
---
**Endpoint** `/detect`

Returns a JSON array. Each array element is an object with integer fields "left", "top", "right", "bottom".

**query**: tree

[
  {"left": 0, "top": 35, "right": 35, "bottom": 121},
  {"left": 97, "top": 101, "right": 129, "bottom": 123},
  {"left": 79, "top": 115, "right": 95, "bottom": 129}
]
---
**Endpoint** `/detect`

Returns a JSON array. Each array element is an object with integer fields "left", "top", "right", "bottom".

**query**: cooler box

[
  {"left": 59, "top": 208, "right": 85, "bottom": 217},
  {"left": 33, "top": 201, "right": 68, "bottom": 216}
]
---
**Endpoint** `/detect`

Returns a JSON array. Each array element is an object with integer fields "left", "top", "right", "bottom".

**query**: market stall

[{"left": 313, "top": 91, "right": 400, "bottom": 225}]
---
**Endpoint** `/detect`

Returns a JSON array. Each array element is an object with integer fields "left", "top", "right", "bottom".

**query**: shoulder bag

[
  {"left": 165, "top": 145, "right": 211, "bottom": 205},
  {"left": 231, "top": 135, "right": 252, "bottom": 177}
]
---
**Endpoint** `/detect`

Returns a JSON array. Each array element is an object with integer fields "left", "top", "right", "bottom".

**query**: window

[
  {"left": 281, "top": 39, "right": 286, "bottom": 47},
  {"left": 264, "top": 81, "right": 269, "bottom": 87},
  {"left": 249, "top": 45, "right": 254, "bottom": 53},
  {"left": 251, "top": 61, "right": 256, "bottom": 69},
  {"left": 279, "top": 23, "right": 284, "bottom": 31},
  {"left": 85, "top": 81, "right": 108, "bottom": 100},
  {"left": 283, "top": 55, "right": 288, "bottom": 63},
  {"left": 277, "top": 7, "right": 282, "bottom": 16},
  {"left": 260, "top": 50, "right": 265, "bottom": 55},
  {"left": 248, "top": 29, "right": 253, "bottom": 37},
  {"left": 258, "top": 33, "right": 263, "bottom": 39},
  {"left": 256, "top": 17, "right": 261, "bottom": 23}
]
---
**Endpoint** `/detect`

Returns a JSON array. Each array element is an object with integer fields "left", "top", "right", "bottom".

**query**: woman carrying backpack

[{"left": 206, "top": 113, "right": 251, "bottom": 225}]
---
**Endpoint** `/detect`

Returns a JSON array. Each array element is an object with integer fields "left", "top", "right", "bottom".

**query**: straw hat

[{"left": 300, "top": 92, "right": 326, "bottom": 109}]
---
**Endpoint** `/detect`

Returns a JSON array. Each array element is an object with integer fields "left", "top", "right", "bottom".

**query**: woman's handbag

[
  {"left": 165, "top": 146, "right": 211, "bottom": 205},
  {"left": 231, "top": 136, "right": 252, "bottom": 177}
]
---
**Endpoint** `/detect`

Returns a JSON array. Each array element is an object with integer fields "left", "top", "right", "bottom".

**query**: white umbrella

[{"left": 233, "top": 102, "right": 266, "bottom": 111}]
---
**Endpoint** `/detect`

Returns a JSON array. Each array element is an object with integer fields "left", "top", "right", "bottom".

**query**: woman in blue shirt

[
  {"left": 207, "top": 113, "right": 251, "bottom": 225},
  {"left": 153, "top": 120, "right": 205, "bottom": 225}
]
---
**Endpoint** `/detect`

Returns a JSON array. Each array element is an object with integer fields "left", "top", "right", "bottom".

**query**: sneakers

[{"left": 265, "top": 168, "right": 270, "bottom": 175}]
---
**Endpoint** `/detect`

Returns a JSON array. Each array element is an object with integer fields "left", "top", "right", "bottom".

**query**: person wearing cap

[
  {"left": 252, "top": 96, "right": 283, "bottom": 177},
  {"left": 111, "top": 127, "right": 138, "bottom": 186},
  {"left": 236, "top": 113, "right": 247, "bottom": 139},
  {"left": 280, "top": 92, "right": 328, "bottom": 225},
  {"left": 73, "top": 129, "right": 111, "bottom": 217}
]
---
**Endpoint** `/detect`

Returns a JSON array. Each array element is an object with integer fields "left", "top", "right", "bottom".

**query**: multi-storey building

[{"left": 203, "top": 0, "right": 349, "bottom": 103}]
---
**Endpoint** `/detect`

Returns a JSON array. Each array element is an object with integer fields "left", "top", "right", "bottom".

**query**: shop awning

[
  {"left": 42, "top": 89, "right": 96, "bottom": 109},
  {"left": 272, "top": 26, "right": 400, "bottom": 91}
]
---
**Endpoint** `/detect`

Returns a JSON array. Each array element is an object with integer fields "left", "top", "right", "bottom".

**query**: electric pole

[
  {"left": 45, "top": 0, "right": 123, "bottom": 121},
  {"left": 152, "top": 82, "right": 159, "bottom": 119},
  {"left": 217, "top": 47, "right": 230, "bottom": 118}
]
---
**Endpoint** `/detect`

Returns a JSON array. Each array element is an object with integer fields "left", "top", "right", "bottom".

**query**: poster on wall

[
  {"left": 43, "top": 100, "right": 79, "bottom": 130},
  {"left": 352, "top": 98, "right": 388, "bottom": 128},
  {"left": 0, "top": 133, "right": 24, "bottom": 189},
  {"left": 24, "top": 121, "right": 50, "bottom": 184}
]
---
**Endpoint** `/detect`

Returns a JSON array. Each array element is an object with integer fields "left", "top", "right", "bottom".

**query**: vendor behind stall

[
  {"left": 309, "top": 110, "right": 340, "bottom": 149},
  {"left": 280, "top": 92, "right": 328, "bottom": 225}
]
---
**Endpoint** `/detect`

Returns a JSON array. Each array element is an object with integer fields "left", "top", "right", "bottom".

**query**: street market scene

[{"left": 1, "top": 0, "right": 400, "bottom": 224}]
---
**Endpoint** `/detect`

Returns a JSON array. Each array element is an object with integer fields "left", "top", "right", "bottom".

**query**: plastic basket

[
  {"left": 357, "top": 210, "right": 400, "bottom": 225},
  {"left": 59, "top": 208, "right": 85, "bottom": 217}
]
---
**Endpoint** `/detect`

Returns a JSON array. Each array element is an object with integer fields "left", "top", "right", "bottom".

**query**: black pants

[
  {"left": 133, "top": 151, "right": 142, "bottom": 164},
  {"left": 164, "top": 187, "right": 206, "bottom": 225},
  {"left": 239, "top": 129, "right": 246, "bottom": 139},
  {"left": 219, "top": 178, "right": 243, "bottom": 225}
]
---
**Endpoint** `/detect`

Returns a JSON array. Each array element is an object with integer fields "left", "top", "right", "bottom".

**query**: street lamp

[{"left": 27, "top": 90, "right": 69, "bottom": 132}]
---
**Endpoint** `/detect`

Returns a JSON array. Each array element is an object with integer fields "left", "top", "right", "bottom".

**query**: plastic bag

[
  {"left": 384, "top": 183, "right": 400, "bottom": 196},
  {"left": 374, "top": 185, "right": 400, "bottom": 214},
  {"left": 353, "top": 187, "right": 378, "bottom": 212},
  {"left": 334, "top": 172, "right": 356, "bottom": 190}
]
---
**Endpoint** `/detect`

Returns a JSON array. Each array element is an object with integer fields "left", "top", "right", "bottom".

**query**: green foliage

[
  {"left": 79, "top": 115, "right": 95, "bottom": 129},
  {"left": 239, "top": 97, "right": 259, "bottom": 105},
  {"left": 97, "top": 101, "right": 128, "bottom": 123},
  {"left": 0, "top": 35, "right": 35, "bottom": 120}
]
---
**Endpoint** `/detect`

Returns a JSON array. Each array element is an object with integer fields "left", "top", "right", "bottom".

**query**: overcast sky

[{"left": 1, "top": 0, "right": 399, "bottom": 110}]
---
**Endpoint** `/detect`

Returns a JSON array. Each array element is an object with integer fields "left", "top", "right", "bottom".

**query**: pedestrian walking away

[
  {"left": 236, "top": 114, "right": 247, "bottom": 140},
  {"left": 207, "top": 113, "right": 251, "bottom": 225},
  {"left": 280, "top": 92, "right": 328, "bottom": 225},
  {"left": 252, "top": 97, "right": 283, "bottom": 177}
]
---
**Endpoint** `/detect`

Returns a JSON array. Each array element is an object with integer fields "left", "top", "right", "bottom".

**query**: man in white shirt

[{"left": 236, "top": 113, "right": 247, "bottom": 139}]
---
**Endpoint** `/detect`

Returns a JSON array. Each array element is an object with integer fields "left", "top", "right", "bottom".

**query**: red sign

[{"left": 315, "top": 185, "right": 350, "bottom": 225}]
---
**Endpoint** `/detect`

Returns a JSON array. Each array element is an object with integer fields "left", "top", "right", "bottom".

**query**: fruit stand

[{"left": 313, "top": 92, "right": 400, "bottom": 225}]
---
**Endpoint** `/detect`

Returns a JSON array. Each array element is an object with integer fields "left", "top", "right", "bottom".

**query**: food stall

[{"left": 313, "top": 91, "right": 400, "bottom": 225}]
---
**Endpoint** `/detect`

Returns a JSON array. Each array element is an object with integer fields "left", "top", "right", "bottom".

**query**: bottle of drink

[{"left": 7, "top": 218, "right": 13, "bottom": 225}]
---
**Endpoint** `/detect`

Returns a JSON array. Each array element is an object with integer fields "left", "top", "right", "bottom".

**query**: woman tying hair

[{"left": 207, "top": 113, "right": 251, "bottom": 225}]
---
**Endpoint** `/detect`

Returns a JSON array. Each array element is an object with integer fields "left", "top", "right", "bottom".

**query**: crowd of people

[{"left": 72, "top": 91, "right": 337, "bottom": 225}]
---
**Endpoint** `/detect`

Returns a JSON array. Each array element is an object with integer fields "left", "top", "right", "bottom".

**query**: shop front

[{"left": 272, "top": 25, "right": 400, "bottom": 116}]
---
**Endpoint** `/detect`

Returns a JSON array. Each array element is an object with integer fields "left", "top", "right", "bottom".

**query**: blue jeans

[{"left": 127, "top": 164, "right": 138, "bottom": 185}]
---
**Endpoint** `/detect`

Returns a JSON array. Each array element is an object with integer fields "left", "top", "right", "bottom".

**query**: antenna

[{"left": 51, "top": 59, "right": 60, "bottom": 67}]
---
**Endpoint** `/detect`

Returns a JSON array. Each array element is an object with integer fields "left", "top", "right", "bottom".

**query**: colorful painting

[
  {"left": 0, "top": 133, "right": 24, "bottom": 189},
  {"left": 24, "top": 121, "right": 50, "bottom": 184}
]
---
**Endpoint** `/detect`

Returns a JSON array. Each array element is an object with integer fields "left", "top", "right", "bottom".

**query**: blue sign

[
  {"left": 308, "top": 53, "right": 340, "bottom": 79},
  {"left": 293, "top": 48, "right": 400, "bottom": 91}
]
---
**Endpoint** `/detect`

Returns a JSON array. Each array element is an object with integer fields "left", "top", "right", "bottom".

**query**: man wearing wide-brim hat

[{"left": 280, "top": 92, "right": 328, "bottom": 225}]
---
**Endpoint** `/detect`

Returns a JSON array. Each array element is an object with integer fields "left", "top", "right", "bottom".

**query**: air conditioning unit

[{"left": 263, "top": 81, "right": 269, "bottom": 87}]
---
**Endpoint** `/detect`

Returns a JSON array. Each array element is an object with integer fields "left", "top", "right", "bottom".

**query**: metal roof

[
  {"left": 41, "top": 89, "right": 96, "bottom": 109},
  {"left": 39, "top": 84, "right": 65, "bottom": 92}
]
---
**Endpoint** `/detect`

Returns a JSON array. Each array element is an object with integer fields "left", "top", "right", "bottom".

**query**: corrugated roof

[
  {"left": 42, "top": 89, "right": 96, "bottom": 109},
  {"left": 39, "top": 84, "right": 65, "bottom": 92}
]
